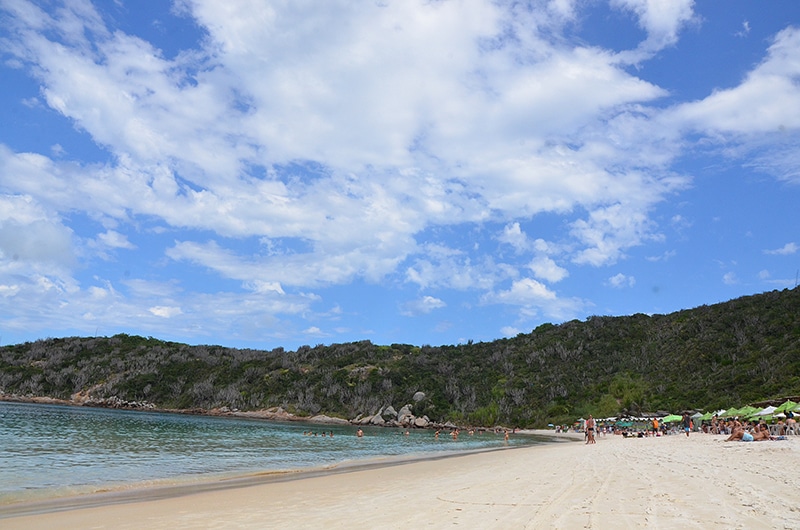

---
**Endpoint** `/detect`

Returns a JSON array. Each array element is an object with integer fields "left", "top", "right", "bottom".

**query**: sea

[{"left": 0, "top": 401, "right": 549, "bottom": 508}]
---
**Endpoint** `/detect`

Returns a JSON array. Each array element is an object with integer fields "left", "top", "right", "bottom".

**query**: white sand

[{"left": 3, "top": 431, "right": 799, "bottom": 529}]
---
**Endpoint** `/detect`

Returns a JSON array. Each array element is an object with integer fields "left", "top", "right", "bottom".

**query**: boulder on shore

[{"left": 308, "top": 414, "right": 350, "bottom": 425}]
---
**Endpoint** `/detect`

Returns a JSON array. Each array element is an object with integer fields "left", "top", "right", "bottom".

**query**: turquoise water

[{"left": 0, "top": 401, "right": 544, "bottom": 506}]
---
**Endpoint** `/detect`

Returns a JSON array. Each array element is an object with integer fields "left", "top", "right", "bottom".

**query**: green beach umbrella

[
  {"left": 739, "top": 406, "right": 760, "bottom": 417},
  {"left": 775, "top": 400, "right": 797, "bottom": 413},
  {"left": 661, "top": 414, "right": 682, "bottom": 423}
]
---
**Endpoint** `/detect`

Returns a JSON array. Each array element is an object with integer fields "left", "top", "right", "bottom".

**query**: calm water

[{"left": 0, "top": 401, "right": 545, "bottom": 505}]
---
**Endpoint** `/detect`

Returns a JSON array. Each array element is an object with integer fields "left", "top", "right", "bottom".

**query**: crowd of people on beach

[
  {"left": 574, "top": 410, "right": 796, "bottom": 442},
  {"left": 720, "top": 417, "right": 792, "bottom": 441}
]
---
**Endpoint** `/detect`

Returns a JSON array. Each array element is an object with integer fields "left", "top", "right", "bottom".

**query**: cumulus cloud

[
  {"left": 666, "top": 27, "right": 800, "bottom": 137},
  {"left": 764, "top": 242, "right": 798, "bottom": 255},
  {"left": 401, "top": 295, "right": 447, "bottom": 316},
  {"left": 607, "top": 273, "right": 636, "bottom": 288},
  {"left": 483, "top": 278, "right": 557, "bottom": 304},
  {"left": 612, "top": 0, "right": 696, "bottom": 60},
  {"left": 0, "top": 0, "right": 796, "bottom": 346},
  {"left": 528, "top": 256, "right": 569, "bottom": 283}
]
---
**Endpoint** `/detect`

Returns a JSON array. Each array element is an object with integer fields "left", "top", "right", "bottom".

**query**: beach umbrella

[
  {"left": 774, "top": 400, "right": 797, "bottom": 413},
  {"left": 754, "top": 406, "right": 777, "bottom": 417},
  {"left": 662, "top": 414, "right": 682, "bottom": 423},
  {"left": 739, "top": 405, "right": 756, "bottom": 416}
]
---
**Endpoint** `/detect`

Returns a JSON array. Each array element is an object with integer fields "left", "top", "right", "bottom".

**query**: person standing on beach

[
  {"left": 585, "top": 415, "right": 596, "bottom": 444},
  {"left": 682, "top": 413, "right": 691, "bottom": 437}
]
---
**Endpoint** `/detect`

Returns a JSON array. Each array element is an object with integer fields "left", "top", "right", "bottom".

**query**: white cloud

[
  {"left": 96, "top": 230, "right": 135, "bottom": 250},
  {"left": 764, "top": 242, "right": 798, "bottom": 255},
  {"left": 482, "top": 277, "right": 585, "bottom": 322},
  {"left": 0, "top": 1, "right": 689, "bottom": 295},
  {"left": 722, "top": 272, "right": 738, "bottom": 285},
  {"left": 736, "top": 21, "right": 751, "bottom": 38},
  {"left": 571, "top": 203, "right": 657, "bottom": 266},
  {"left": 667, "top": 27, "right": 800, "bottom": 136},
  {"left": 499, "top": 222, "right": 529, "bottom": 252},
  {"left": 528, "top": 256, "right": 569, "bottom": 283},
  {"left": 302, "top": 326, "right": 325, "bottom": 337},
  {"left": 607, "top": 273, "right": 636, "bottom": 288},
  {"left": 0, "top": 1, "right": 795, "bottom": 346},
  {"left": 149, "top": 306, "right": 182, "bottom": 318},
  {"left": 0, "top": 194, "right": 74, "bottom": 265},
  {"left": 484, "top": 278, "right": 557, "bottom": 305},
  {"left": 611, "top": 0, "right": 696, "bottom": 60},
  {"left": 401, "top": 295, "right": 446, "bottom": 317},
  {"left": 500, "top": 325, "right": 521, "bottom": 337}
]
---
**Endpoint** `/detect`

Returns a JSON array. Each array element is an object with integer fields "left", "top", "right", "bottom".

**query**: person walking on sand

[
  {"left": 585, "top": 415, "right": 596, "bottom": 444},
  {"left": 682, "top": 413, "right": 691, "bottom": 437}
]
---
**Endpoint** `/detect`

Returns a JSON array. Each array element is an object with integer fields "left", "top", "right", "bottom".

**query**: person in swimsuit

[{"left": 585, "top": 415, "right": 596, "bottom": 444}]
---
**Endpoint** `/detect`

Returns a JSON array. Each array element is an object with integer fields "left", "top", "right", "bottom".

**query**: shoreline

[
  {"left": 1, "top": 430, "right": 580, "bottom": 520},
  {"left": 4, "top": 431, "right": 799, "bottom": 529}
]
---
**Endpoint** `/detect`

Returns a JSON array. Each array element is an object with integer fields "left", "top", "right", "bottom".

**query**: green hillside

[{"left": 2, "top": 287, "right": 799, "bottom": 427}]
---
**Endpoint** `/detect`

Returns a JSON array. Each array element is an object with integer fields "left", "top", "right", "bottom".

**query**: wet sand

[{"left": 3, "top": 430, "right": 799, "bottom": 529}]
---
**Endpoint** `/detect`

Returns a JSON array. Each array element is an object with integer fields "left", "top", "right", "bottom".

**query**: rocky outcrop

[
  {"left": 307, "top": 414, "right": 350, "bottom": 425},
  {"left": 350, "top": 393, "right": 439, "bottom": 429},
  {"left": 397, "top": 404, "right": 414, "bottom": 425},
  {"left": 84, "top": 395, "right": 156, "bottom": 410}
]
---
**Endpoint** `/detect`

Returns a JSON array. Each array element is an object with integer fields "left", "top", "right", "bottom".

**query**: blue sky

[{"left": 0, "top": 0, "right": 798, "bottom": 350}]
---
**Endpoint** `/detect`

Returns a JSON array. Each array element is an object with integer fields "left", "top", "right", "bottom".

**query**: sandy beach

[{"left": 3, "top": 430, "right": 799, "bottom": 529}]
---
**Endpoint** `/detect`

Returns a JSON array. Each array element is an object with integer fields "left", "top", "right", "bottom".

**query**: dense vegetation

[{"left": 1, "top": 287, "right": 799, "bottom": 427}]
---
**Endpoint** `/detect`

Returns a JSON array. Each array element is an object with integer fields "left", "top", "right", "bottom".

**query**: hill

[{"left": 1, "top": 287, "right": 799, "bottom": 427}]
